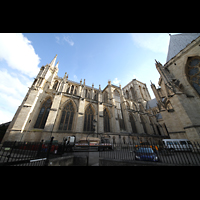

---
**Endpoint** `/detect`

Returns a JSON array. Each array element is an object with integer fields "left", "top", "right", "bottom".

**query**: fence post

[
  {"left": 36, "top": 140, "right": 44, "bottom": 158},
  {"left": 44, "top": 137, "right": 54, "bottom": 166},
  {"left": 7, "top": 141, "right": 16, "bottom": 163}
]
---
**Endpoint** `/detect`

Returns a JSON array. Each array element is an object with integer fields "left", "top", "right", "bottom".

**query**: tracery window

[
  {"left": 34, "top": 98, "right": 52, "bottom": 129},
  {"left": 186, "top": 56, "right": 200, "bottom": 95},
  {"left": 59, "top": 101, "right": 75, "bottom": 131},
  {"left": 104, "top": 108, "right": 110, "bottom": 132},
  {"left": 103, "top": 91, "right": 108, "bottom": 103},
  {"left": 84, "top": 105, "right": 94, "bottom": 132}
]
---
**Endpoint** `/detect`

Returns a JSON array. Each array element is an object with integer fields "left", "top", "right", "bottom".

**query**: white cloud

[
  {"left": 0, "top": 69, "right": 32, "bottom": 124},
  {"left": 55, "top": 36, "right": 60, "bottom": 44},
  {"left": 113, "top": 77, "right": 121, "bottom": 85},
  {"left": 55, "top": 35, "right": 74, "bottom": 46},
  {"left": 63, "top": 36, "right": 74, "bottom": 46},
  {"left": 130, "top": 33, "right": 170, "bottom": 54},
  {"left": 73, "top": 75, "right": 78, "bottom": 81},
  {"left": 0, "top": 33, "right": 40, "bottom": 78}
]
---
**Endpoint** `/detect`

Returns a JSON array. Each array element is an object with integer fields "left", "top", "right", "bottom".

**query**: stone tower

[
  {"left": 151, "top": 33, "right": 200, "bottom": 142},
  {"left": 2, "top": 55, "right": 59, "bottom": 142}
]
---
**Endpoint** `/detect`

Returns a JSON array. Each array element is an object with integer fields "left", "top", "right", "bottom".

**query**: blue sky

[{"left": 0, "top": 33, "right": 177, "bottom": 124}]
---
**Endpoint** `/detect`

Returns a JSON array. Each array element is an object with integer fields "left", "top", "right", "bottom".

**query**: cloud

[
  {"left": 113, "top": 77, "right": 121, "bottom": 85},
  {"left": 73, "top": 75, "right": 78, "bottom": 81},
  {"left": 130, "top": 33, "right": 170, "bottom": 54},
  {"left": 55, "top": 36, "right": 60, "bottom": 43},
  {"left": 0, "top": 33, "right": 40, "bottom": 78},
  {"left": 63, "top": 36, "right": 74, "bottom": 46},
  {"left": 56, "top": 35, "right": 74, "bottom": 46}
]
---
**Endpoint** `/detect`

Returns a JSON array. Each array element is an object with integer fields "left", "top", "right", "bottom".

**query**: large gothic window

[
  {"left": 129, "top": 113, "right": 137, "bottom": 133},
  {"left": 34, "top": 98, "right": 52, "bottom": 129},
  {"left": 59, "top": 101, "right": 75, "bottom": 131},
  {"left": 104, "top": 108, "right": 110, "bottom": 132},
  {"left": 84, "top": 105, "right": 94, "bottom": 132},
  {"left": 103, "top": 91, "right": 108, "bottom": 103},
  {"left": 186, "top": 57, "right": 200, "bottom": 95}
]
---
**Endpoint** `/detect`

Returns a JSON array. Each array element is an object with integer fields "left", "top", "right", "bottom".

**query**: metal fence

[
  {"left": 0, "top": 137, "right": 55, "bottom": 166},
  {"left": 99, "top": 142, "right": 200, "bottom": 166}
]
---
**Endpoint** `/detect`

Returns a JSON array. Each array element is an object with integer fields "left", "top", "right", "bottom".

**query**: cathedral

[{"left": 2, "top": 33, "right": 200, "bottom": 143}]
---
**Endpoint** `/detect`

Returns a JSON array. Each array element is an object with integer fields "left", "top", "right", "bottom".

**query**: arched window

[
  {"left": 59, "top": 101, "right": 75, "bottom": 131},
  {"left": 70, "top": 85, "right": 74, "bottom": 94},
  {"left": 129, "top": 113, "right": 137, "bottom": 133},
  {"left": 126, "top": 90, "right": 129, "bottom": 99},
  {"left": 84, "top": 105, "right": 94, "bottom": 132},
  {"left": 34, "top": 98, "right": 52, "bottom": 129},
  {"left": 186, "top": 56, "right": 200, "bottom": 95},
  {"left": 94, "top": 91, "right": 97, "bottom": 100},
  {"left": 104, "top": 108, "right": 110, "bottom": 132},
  {"left": 85, "top": 89, "right": 88, "bottom": 98},
  {"left": 53, "top": 81, "right": 58, "bottom": 90},
  {"left": 74, "top": 87, "right": 77, "bottom": 95},
  {"left": 66, "top": 85, "right": 70, "bottom": 93},
  {"left": 103, "top": 91, "right": 108, "bottom": 103}
]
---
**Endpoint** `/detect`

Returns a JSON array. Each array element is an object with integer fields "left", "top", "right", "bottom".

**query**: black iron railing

[
  {"left": 99, "top": 142, "right": 200, "bottom": 166},
  {"left": 0, "top": 137, "right": 55, "bottom": 166}
]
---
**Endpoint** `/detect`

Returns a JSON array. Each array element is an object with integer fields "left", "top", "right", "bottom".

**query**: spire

[
  {"left": 55, "top": 61, "right": 59, "bottom": 69},
  {"left": 50, "top": 54, "right": 57, "bottom": 67}
]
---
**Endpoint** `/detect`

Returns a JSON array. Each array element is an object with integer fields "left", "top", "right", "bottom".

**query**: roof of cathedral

[{"left": 166, "top": 33, "right": 200, "bottom": 63}]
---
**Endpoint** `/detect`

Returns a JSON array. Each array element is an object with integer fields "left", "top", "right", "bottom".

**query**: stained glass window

[
  {"left": 186, "top": 57, "right": 200, "bottom": 95},
  {"left": 58, "top": 101, "right": 75, "bottom": 131},
  {"left": 83, "top": 105, "right": 94, "bottom": 132},
  {"left": 34, "top": 98, "right": 52, "bottom": 129}
]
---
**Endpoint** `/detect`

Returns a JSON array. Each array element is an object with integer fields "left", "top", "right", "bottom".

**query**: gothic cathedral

[{"left": 2, "top": 33, "right": 200, "bottom": 143}]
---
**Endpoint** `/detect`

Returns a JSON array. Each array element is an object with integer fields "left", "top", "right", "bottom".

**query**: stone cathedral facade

[
  {"left": 2, "top": 55, "right": 168, "bottom": 144},
  {"left": 3, "top": 33, "right": 200, "bottom": 144}
]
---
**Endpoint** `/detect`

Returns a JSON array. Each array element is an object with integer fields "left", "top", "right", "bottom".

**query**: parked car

[
  {"left": 135, "top": 147, "right": 159, "bottom": 162},
  {"left": 162, "top": 139, "right": 193, "bottom": 151}
]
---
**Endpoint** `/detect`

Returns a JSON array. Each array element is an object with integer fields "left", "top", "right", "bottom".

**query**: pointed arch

[
  {"left": 84, "top": 104, "right": 95, "bottom": 132},
  {"left": 104, "top": 108, "right": 110, "bottom": 132},
  {"left": 61, "top": 98, "right": 78, "bottom": 112},
  {"left": 34, "top": 98, "right": 52, "bottom": 129},
  {"left": 185, "top": 56, "right": 200, "bottom": 96},
  {"left": 58, "top": 100, "right": 75, "bottom": 131}
]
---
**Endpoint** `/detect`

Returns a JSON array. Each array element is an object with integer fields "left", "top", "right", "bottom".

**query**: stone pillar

[{"left": 44, "top": 94, "right": 62, "bottom": 132}]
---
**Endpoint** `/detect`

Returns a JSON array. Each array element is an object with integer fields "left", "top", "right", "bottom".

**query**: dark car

[{"left": 135, "top": 147, "right": 159, "bottom": 162}]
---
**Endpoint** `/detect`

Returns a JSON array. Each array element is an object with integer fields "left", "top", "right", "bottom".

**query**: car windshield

[{"left": 136, "top": 148, "right": 154, "bottom": 153}]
